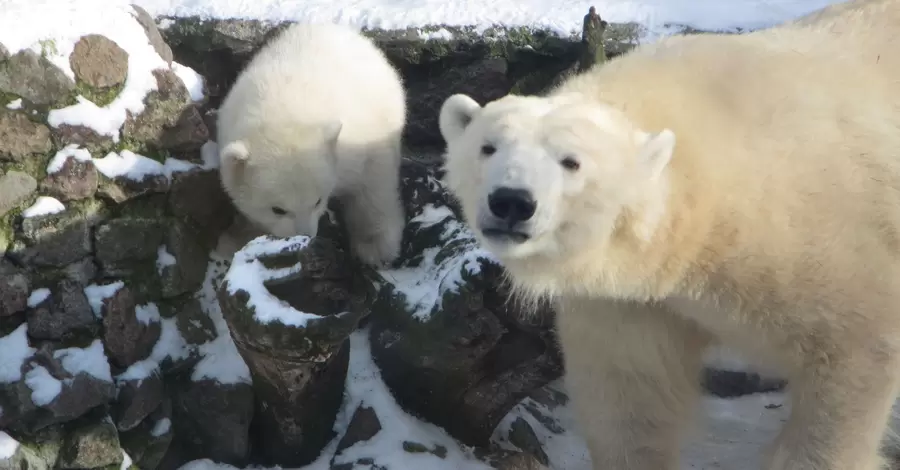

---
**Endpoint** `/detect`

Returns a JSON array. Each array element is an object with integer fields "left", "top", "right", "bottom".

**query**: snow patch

[
  {"left": 191, "top": 255, "right": 251, "bottom": 384},
  {"left": 5, "top": 99, "right": 22, "bottom": 110},
  {"left": 378, "top": 203, "right": 496, "bottom": 320},
  {"left": 120, "top": 451, "right": 133, "bottom": 470},
  {"left": 47, "top": 144, "right": 93, "bottom": 174},
  {"left": 135, "top": 303, "right": 162, "bottom": 325},
  {"left": 25, "top": 366, "right": 63, "bottom": 406},
  {"left": 156, "top": 245, "right": 176, "bottom": 275},
  {"left": 93, "top": 150, "right": 165, "bottom": 181},
  {"left": 54, "top": 340, "right": 114, "bottom": 382},
  {"left": 223, "top": 235, "right": 324, "bottom": 327},
  {"left": 419, "top": 28, "right": 453, "bottom": 41},
  {"left": 171, "top": 62, "right": 205, "bottom": 102},
  {"left": 0, "top": 325, "right": 36, "bottom": 383},
  {"left": 83, "top": 281, "right": 125, "bottom": 318},
  {"left": 151, "top": 417, "right": 171, "bottom": 437},
  {"left": 26, "top": 288, "right": 51, "bottom": 308},
  {"left": 0, "top": 431, "right": 18, "bottom": 460},
  {"left": 22, "top": 196, "right": 65, "bottom": 218}
]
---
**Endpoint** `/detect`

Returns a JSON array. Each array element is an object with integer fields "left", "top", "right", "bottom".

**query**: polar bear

[
  {"left": 438, "top": 0, "right": 900, "bottom": 468},
  {"left": 216, "top": 22, "right": 407, "bottom": 266}
]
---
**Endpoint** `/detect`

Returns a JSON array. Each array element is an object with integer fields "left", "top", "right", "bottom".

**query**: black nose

[{"left": 488, "top": 187, "right": 537, "bottom": 224}]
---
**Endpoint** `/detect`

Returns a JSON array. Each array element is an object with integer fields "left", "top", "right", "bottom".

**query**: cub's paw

[{"left": 351, "top": 226, "right": 402, "bottom": 267}]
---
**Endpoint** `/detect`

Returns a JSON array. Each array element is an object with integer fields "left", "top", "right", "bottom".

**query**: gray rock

[
  {"left": 330, "top": 406, "right": 383, "bottom": 469},
  {"left": 174, "top": 298, "right": 216, "bottom": 346},
  {"left": 702, "top": 368, "right": 786, "bottom": 397},
  {"left": 218, "top": 235, "right": 370, "bottom": 467},
  {"left": 69, "top": 34, "right": 129, "bottom": 89},
  {"left": 27, "top": 280, "right": 96, "bottom": 340},
  {"left": 119, "top": 398, "right": 173, "bottom": 470},
  {"left": 62, "top": 257, "right": 98, "bottom": 285},
  {"left": 58, "top": 416, "right": 123, "bottom": 469},
  {"left": 97, "top": 172, "right": 170, "bottom": 204},
  {"left": 170, "top": 378, "right": 254, "bottom": 467},
  {"left": 478, "top": 450, "right": 549, "bottom": 470},
  {"left": 12, "top": 204, "right": 103, "bottom": 268},
  {"left": 52, "top": 124, "right": 113, "bottom": 154},
  {"left": 0, "top": 43, "right": 8, "bottom": 61},
  {"left": 0, "top": 170, "right": 37, "bottom": 216},
  {"left": 93, "top": 217, "right": 165, "bottom": 267},
  {"left": 369, "top": 161, "right": 562, "bottom": 447},
  {"left": 0, "top": 260, "right": 30, "bottom": 316},
  {"left": 112, "top": 370, "right": 165, "bottom": 432},
  {"left": 123, "top": 69, "right": 207, "bottom": 152},
  {"left": 101, "top": 286, "right": 160, "bottom": 368},
  {"left": 507, "top": 418, "right": 549, "bottom": 466},
  {"left": 159, "top": 221, "right": 208, "bottom": 298},
  {"left": 0, "top": 109, "right": 53, "bottom": 162},
  {"left": 41, "top": 155, "right": 99, "bottom": 201},
  {"left": 167, "top": 168, "right": 235, "bottom": 248},
  {"left": 130, "top": 4, "right": 174, "bottom": 64},
  {"left": 0, "top": 49, "right": 75, "bottom": 105}
]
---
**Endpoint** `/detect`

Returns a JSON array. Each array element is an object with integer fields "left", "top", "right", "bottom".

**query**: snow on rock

[
  {"left": 0, "top": 431, "right": 18, "bottom": 460},
  {"left": 26, "top": 288, "right": 51, "bottom": 308},
  {"left": 5, "top": 99, "right": 22, "bottom": 110},
  {"left": 24, "top": 366, "right": 63, "bottom": 406},
  {"left": 156, "top": 245, "right": 177, "bottom": 275},
  {"left": 54, "top": 340, "right": 114, "bottom": 382},
  {"left": 151, "top": 417, "right": 171, "bottom": 437},
  {"left": 92, "top": 150, "right": 166, "bottom": 181},
  {"left": 132, "top": 0, "right": 847, "bottom": 39},
  {"left": 378, "top": 203, "right": 496, "bottom": 321},
  {"left": 47, "top": 144, "right": 93, "bottom": 174},
  {"left": 22, "top": 196, "right": 66, "bottom": 218},
  {"left": 0, "top": 0, "right": 205, "bottom": 142},
  {"left": 191, "top": 256, "right": 251, "bottom": 384},
  {"left": 171, "top": 62, "right": 205, "bottom": 102},
  {"left": 135, "top": 303, "right": 162, "bottom": 325},
  {"left": 419, "top": 28, "right": 454, "bottom": 41},
  {"left": 120, "top": 451, "right": 133, "bottom": 470},
  {"left": 0, "top": 325, "right": 36, "bottom": 383},
  {"left": 223, "top": 235, "right": 325, "bottom": 328},
  {"left": 83, "top": 281, "right": 125, "bottom": 318}
]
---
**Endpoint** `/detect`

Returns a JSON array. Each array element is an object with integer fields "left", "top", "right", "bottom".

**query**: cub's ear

[
  {"left": 220, "top": 140, "right": 250, "bottom": 164},
  {"left": 439, "top": 94, "right": 482, "bottom": 144},
  {"left": 636, "top": 128, "right": 676, "bottom": 180}
]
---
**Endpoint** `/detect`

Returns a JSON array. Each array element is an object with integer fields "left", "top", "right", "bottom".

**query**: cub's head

[
  {"left": 439, "top": 93, "right": 676, "bottom": 266},
  {"left": 218, "top": 121, "right": 343, "bottom": 239}
]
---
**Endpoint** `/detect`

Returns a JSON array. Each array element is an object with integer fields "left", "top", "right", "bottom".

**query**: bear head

[
  {"left": 439, "top": 92, "right": 676, "bottom": 282},
  {"left": 218, "top": 120, "right": 343, "bottom": 239}
]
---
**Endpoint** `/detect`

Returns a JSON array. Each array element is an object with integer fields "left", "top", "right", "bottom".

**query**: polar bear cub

[
  {"left": 439, "top": 0, "right": 900, "bottom": 469},
  {"left": 217, "top": 22, "right": 407, "bottom": 266}
]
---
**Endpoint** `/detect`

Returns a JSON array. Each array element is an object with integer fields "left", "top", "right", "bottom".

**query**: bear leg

[
  {"left": 764, "top": 345, "right": 900, "bottom": 470},
  {"left": 339, "top": 143, "right": 405, "bottom": 267},
  {"left": 555, "top": 296, "right": 712, "bottom": 470}
]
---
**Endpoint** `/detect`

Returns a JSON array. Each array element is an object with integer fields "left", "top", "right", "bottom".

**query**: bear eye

[
  {"left": 481, "top": 144, "right": 496, "bottom": 156},
  {"left": 560, "top": 156, "right": 581, "bottom": 171},
  {"left": 271, "top": 206, "right": 287, "bottom": 216}
]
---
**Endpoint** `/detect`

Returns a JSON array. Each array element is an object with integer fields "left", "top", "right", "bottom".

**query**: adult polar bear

[
  {"left": 217, "top": 22, "right": 406, "bottom": 266},
  {"left": 439, "top": 0, "right": 900, "bottom": 468}
]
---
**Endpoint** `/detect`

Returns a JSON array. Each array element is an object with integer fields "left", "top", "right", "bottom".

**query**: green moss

[
  {"left": 60, "top": 80, "right": 124, "bottom": 108},
  {"left": 38, "top": 39, "right": 58, "bottom": 58},
  {"left": 2, "top": 149, "right": 52, "bottom": 183},
  {"left": 0, "top": 206, "right": 20, "bottom": 253},
  {"left": 115, "top": 135, "right": 170, "bottom": 163}
]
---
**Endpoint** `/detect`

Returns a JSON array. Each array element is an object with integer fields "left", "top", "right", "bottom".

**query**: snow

[
  {"left": 223, "top": 235, "right": 326, "bottom": 328},
  {"left": 83, "top": 281, "right": 125, "bottom": 318},
  {"left": 22, "top": 196, "right": 66, "bottom": 218},
  {"left": 0, "top": 1, "right": 205, "bottom": 143},
  {"left": 118, "top": 315, "right": 190, "bottom": 382},
  {"left": 24, "top": 366, "right": 63, "bottom": 406},
  {"left": 172, "top": 62, "right": 205, "bottom": 102},
  {"left": 120, "top": 451, "right": 133, "bottom": 470},
  {"left": 135, "top": 303, "right": 163, "bottom": 325},
  {"left": 5, "top": 99, "right": 22, "bottom": 110},
  {"left": 156, "top": 245, "right": 177, "bottom": 275},
  {"left": 0, "top": 325, "right": 36, "bottom": 383},
  {"left": 93, "top": 150, "right": 166, "bottom": 181},
  {"left": 133, "top": 0, "right": 846, "bottom": 39},
  {"left": 26, "top": 288, "right": 51, "bottom": 308},
  {"left": 191, "top": 255, "right": 251, "bottom": 385},
  {"left": 54, "top": 340, "right": 114, "bottom": 382},
  {"left": 47, "top": 144, "right": 93, "bottom": 174},
  {"left": 0, "top": 431, "right": 18, "bottom": 460},
  {"left": 378, "top": 203, "right": 496, "bottom": 321},
  {"left": 151, "top": 417, "right": 172, "bottom": 437}
]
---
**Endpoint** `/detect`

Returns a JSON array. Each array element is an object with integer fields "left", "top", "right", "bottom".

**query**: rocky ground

[{"left": 0, "top": 3, "right": 805, "bottom": 470}]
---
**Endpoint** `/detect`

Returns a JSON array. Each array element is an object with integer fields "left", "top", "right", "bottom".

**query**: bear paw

[{"left": 351, "top": 227, "right": 402, "bottom": 267}]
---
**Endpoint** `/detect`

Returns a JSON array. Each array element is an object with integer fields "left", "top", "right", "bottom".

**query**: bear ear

[
  {"left": 221, "top": 141, "right": 250, "bottom": 163},
  {"left": 636, "top": 129, "right": 676, "bottom": 180},
  {"left": 439, "top": 94, "right": 482, "bottom": 143}
]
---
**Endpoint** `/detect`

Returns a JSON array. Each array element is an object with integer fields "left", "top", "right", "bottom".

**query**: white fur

[{"left": 217, "top": 22, "right": 407, "bottom": 266}]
